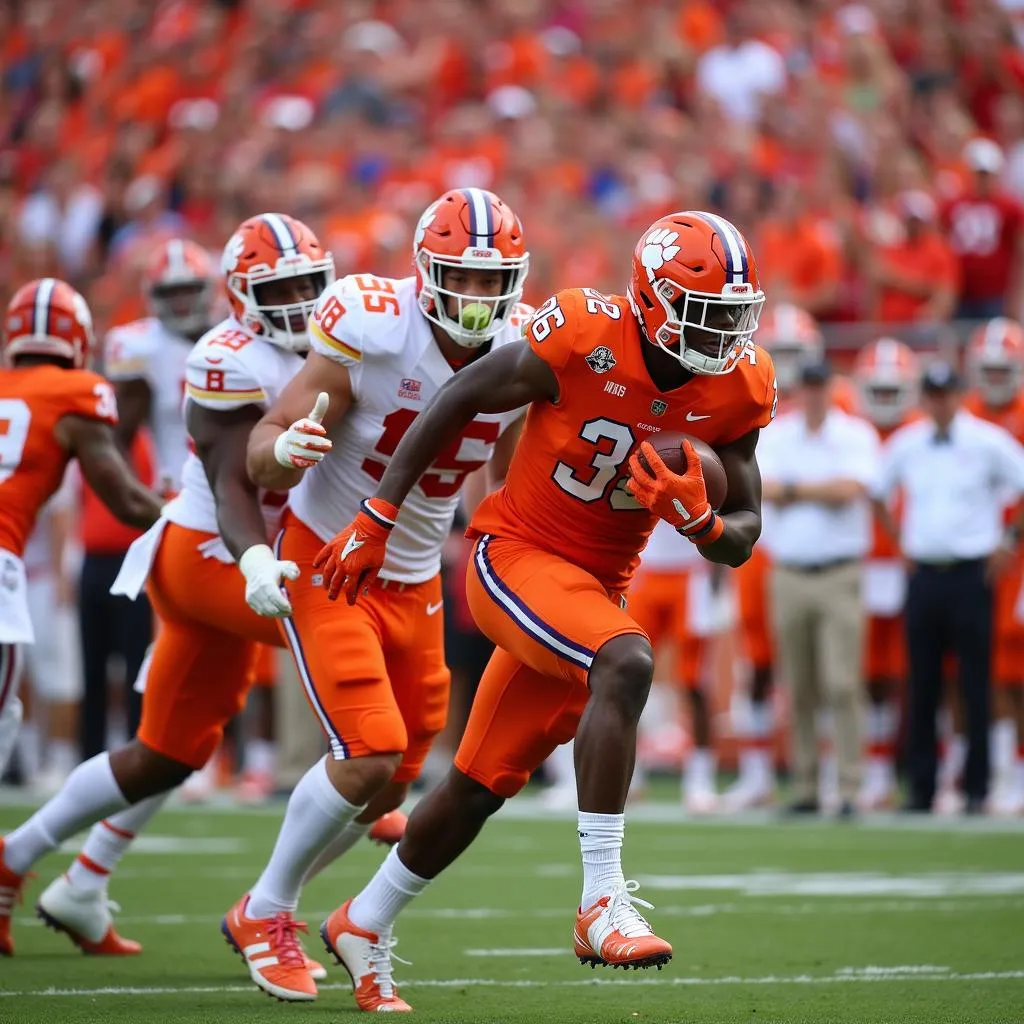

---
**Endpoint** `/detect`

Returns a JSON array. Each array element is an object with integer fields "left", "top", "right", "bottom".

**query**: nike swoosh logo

[
  {"left": 426, "top": 600, "right": 444, "bottom": 616},
  {"left": 686, "top": 412, "right": 710, "bottom": 421},
  {"left": 340, "top": 533, "right": 365, "bottom": 560}
]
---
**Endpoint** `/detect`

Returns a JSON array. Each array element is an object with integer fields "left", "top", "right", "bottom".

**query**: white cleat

[
  {"left": 989, "top": 784, "right": 1024, "bottom": 817},
  {"left": 934, "top": 788, "right": 965, "bottom": 816},
  {"left": 321, "top": 899, "right": 412, "bottom": 1012},
  {"left": 683, "top": 788, "right": 719, "bottom": 815},
  {"left": 720, "top": 775, "right": 774, "bottom": 812},
  {"left": 36, "top": 875, "right": 141, "bottom": 955}
]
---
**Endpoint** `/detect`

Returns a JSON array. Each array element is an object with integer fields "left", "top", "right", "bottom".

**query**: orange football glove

[
  {"left": 626, "top": 440, "right": 724, "bottom": 545},
  {"left": 313, "top": 497, "right": 399, "bottom": 603}
]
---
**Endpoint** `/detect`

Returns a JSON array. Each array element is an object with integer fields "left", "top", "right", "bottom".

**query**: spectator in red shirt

[
  {"left": 942, "top": 138, "right": 1024, "bottom": 320},
  {"left": 870, "top": 189, "right": 959, "bottom": 325}
]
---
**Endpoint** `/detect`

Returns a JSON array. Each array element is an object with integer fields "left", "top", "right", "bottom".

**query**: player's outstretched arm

[
  {"left": 56, "top": 416, "right": 163, "bottom": 530},
  {"left": 189, "top": 402, "right": 298, "bottom": 617},
  {"left": 318, "top": 343, "right": 557, "bottom": 602},
  {"left": 378, "top": 342, "right": 555, "bottom": 508},
  {"left": 246, "top": 352, "right": 353, "bottom": 491},
  {"left": 112, "top": 378, "right": 152, "bottom": 453},
  {"left": 697, "top": 428, "right": 763, "bottom": 568}
]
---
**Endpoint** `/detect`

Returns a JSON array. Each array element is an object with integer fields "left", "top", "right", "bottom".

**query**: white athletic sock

[
  {"left": 2, "top": 753, "right": 129, "bottom": 876},
  {"left": 684, "top": 748, "right": 716, "bottom": 795},
  {"left": 992, "top": 719, "right": 1017, "bottom": 785},
  {"left": 48, "top": 740, "right": 78, "bottom": 778},
  {"left": 939, "top": 734, "right": 967, "bottom": 788},
  {"left": 247, "top": 757, "right": 363, "bottom": 919},
  {"left": 302, "top": 819, "right": 371, "bottom": 885},
  {"left": 578, "top": 811, "right": 625, "bottom": 909},
  {"left": 66, "top": 792, "right": 171, "bottom": 893},
  {"left": 746, "top": 701, "right": 774, "bottom": 784},
  {"left": 245, "top": 739, "right": 275, "bottom": 776},
  {"left": 348, "top": 846, "right": 431, "bottom": 935}
]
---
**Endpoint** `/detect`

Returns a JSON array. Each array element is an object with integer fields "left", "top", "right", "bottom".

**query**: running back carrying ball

[{"left": 635, "top": 431, "right": 728, "bottom": 510}]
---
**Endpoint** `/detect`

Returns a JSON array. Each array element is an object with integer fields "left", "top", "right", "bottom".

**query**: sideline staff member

[{"left": 874, "top": 362, "right": 1024, "bottom": 812}]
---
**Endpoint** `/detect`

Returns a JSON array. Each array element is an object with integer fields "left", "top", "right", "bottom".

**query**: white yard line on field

[{"left": 3, "top": 967, "right": 1024, "bottom": 999}]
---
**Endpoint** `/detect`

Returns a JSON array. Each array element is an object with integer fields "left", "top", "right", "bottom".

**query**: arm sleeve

[
  {"left": 63, "top": 370, "right": 119, "bottom": 425},
  {"left": 307, "top": 277, "right": 364, "bottom": 369},
  {"left": 185, "top": 335, "right": 267, "bottom": 410}
]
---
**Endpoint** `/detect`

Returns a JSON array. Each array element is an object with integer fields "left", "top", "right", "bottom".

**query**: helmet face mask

[
  {"left": 222, "top": 214, "right": 335, "bottom": 353},
  {"left": 149, "top": 281, "right": 213, "bottom": 337},
  {"left": 414, "top": 189, "right": 529, "bottom": 350},
  {"left": 967, "top": 317, "right": 1024, "bottom": 408},
  {"left": 975, "top": 359, "right": 1020, "bottom": 407},
  {"left": 855, "top": 337, "right": 919, "bottom": 428},
  {"left": 629, "top": 213, "right": 764, "bottom": 376}
]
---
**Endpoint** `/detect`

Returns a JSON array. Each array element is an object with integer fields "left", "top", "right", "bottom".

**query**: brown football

[{"left": 636, "top": 431, "right": 728, "bottom": 510}]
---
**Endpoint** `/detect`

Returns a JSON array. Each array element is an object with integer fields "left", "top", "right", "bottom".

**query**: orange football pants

[
  {"left": 251, "top": 644, "right": 278, "bottom": 687},
  {"left": 734, "top": 544, "right": 773, "bottom": 669},
  {"left": 137, "top": 524, "right": 284, "bottom": 770},
  {"left": 865, "top": 614, "right": 906, "bottom": 683},
  {"left": 993, "top": 551, "right": 1024, "bottom": 686},
  {"left": 277, "top": 512, "right": 449, "bottom": 782},
  {"left": 457, "top": 533, "right": 645, "bottom": 797},
  {"left": 626, "top": 569, "right": 704, "bottom": 689}
]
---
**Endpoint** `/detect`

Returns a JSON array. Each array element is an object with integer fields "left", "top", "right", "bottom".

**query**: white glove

[
  {"left": 238, "top": 543, "right": 299, "bottom": 618},
  {"left": 273, "top": 392, "right": 333, "bottom": 469}
]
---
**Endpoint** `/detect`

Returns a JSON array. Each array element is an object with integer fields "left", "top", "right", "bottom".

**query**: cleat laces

[
  {"left": 367, "top": 927, "right": 411, "bottom": 1000},
  {"left": 606, "top": 880, "right": 656, "bottom": 939},
  {"left": 265, "top": 913, "right": 309, "bottom": 967}
]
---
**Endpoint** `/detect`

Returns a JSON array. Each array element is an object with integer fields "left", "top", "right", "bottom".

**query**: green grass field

[{"left": 0, "top": 795, "right": 1022, "bottom": 1023}]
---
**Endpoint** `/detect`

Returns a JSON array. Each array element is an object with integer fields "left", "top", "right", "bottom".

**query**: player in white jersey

[
  {"left": 225, "top": 187, "right": 531, "bottom": 1007},
  {"left": 104, "top": 239, "right": 218, "bottom": 490},
  {"left": 0, "top": 214, "right": 335, "bottom": 965}
]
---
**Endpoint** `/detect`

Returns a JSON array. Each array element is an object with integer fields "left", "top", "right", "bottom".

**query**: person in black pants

[
  {"left": 874, "top": 362, "right": 1024, "bottom": 813},
  {"left": 78, "top": 552, "right": 152, "bottom": 758}
]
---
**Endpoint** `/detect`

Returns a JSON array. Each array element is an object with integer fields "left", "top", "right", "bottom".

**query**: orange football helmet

[
  {"left": 627, "top": 211, "right": 763, "bottom": 375},
  {"left": 413, "top": 188, "right": 529, "bottom": 348},
  {"left": 854, "top": 337, "right": 919, "bottom": 428},
  {"left": 144, "top": 238, "right": 217, "bottom": 338},
  {"left": 3, "top": 278, "right": 94, "bottom": 369},
  {"left": 966, "top": 317, "right": 1024, "bottom": 407},
  {"left": 756, "top": 303, "right": 824, "bottom": 394},
  {"left": 221, "top": 213, "right": 335, "bottom": 351}
]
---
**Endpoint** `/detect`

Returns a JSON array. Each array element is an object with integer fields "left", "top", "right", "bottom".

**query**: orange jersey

[
  {"left": 0, "top": 364, "right": 117, "bottom": 557},
  {"left": 469, "top": 288, "right": 776, "bottom": 591},
  {"left": 963, "top": 390, "right": 1024, "bottom": 444}
]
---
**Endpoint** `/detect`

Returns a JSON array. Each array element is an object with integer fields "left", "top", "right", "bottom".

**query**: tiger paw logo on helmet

[{"left": 640, "top": 229, "right": 681, "bottom": 280}]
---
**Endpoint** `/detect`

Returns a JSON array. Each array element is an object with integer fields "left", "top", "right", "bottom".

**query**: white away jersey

[
  {"left": 294, "top": 274, "right": 532, "bottom": 583},
  {"left": 104, "top": 317, "right": 193, "bottom": 489},
  {"left": 162, "top": 317, "right": 302, "bottom": 544}
]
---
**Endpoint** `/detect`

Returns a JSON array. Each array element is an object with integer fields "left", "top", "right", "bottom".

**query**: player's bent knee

[
  {"left": 448, "top": 767, "right": 507, "bottom": 817},
  {"left": 109, "top": 740, "right": 192, "bottom": 803},
  {"left": 588, "top": 634, "right": 655, "bottom": 716},
  {"left": 326, "top": 751, "right": 402, "bottom": 803}
]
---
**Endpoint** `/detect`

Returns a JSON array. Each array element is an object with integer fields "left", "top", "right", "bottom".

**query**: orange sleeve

[
  {"left": 61, "top": 370, "right": 120, "bottom": 426},
  {"left": 524, "top": 289, "right": 582, "bottom": 374}
]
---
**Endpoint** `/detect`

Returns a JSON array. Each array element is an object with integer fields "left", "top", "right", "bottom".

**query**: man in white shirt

[
  {"left": 759, "top": 362, "right": 880, "bottom": 816},
  {"left": 874, "top": 361, "right": 1024, "bottom": 813}
]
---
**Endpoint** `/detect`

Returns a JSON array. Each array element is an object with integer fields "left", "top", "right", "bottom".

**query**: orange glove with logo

[
  {"left": 313, "top": 497, "right": 399, "bottom": 603},
  {"left": 626, "top": 440, "right": 724, "bottom": 545}
]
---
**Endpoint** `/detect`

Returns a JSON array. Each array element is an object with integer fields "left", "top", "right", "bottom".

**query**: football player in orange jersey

[
  {"left": 307, "top": 211, "right": 776, "bottom": 1003},
  {"left": 0, "top": 278, "right": 162, "bottom": 954},
  {"left": 963, "top": 318, "right": 1024, "bottom": 814},
  {"left": 853, "top": 338, "right": 920, "bottom": 810}
]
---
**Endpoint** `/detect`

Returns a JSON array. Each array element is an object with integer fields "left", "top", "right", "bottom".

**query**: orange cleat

[
  {"left": 221, "top": 894, "right": 318, "bottom": 1002},
  {"left": 574, "top": 880, "right": 672, "bottom": 970},
  {"left": 321, "top": 898, "right": 412, "bottom": 1012},
  {"left": 368, "top": 810, "right": 407, "bottom": 846},
  {"left": 0, "top": 839, "right": 29, "bottom": 957},
  {"left": 36, "top": 875, "right": 141, "bottom": 955}
]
